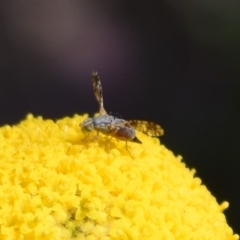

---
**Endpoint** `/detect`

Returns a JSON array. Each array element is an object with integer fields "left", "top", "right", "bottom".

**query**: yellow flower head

[{"left": 0, "top": 114, "right": 238, "bottom": 240}]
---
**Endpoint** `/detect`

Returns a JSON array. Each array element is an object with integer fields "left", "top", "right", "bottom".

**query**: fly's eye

[
  {"left": 81, "top": 118, "right": 94, "bottom": 133},
  {"left": 81, "top": 125, "right": 93, "bottom": 133}
]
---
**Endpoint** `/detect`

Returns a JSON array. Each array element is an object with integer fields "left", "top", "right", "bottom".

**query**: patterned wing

[
  {"left": 92, "top": 72, "right": 107, "bottom": 115},
  {"left": 128, "top": 120, "right": 164, "bottom": 137}
]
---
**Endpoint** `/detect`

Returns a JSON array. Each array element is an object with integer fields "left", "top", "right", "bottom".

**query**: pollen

[{"left": 0, "top": 114, "right": 238, "bottom": 240}]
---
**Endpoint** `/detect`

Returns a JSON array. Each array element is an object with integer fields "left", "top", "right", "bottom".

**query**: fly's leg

[
  {"left": 125, "top": 141, "right": 134, "bottom": 159},
  {"left": 80, "top": 132, "right": 99, "bottom": 152},
  {"left": 106, "top": 136, "right": 113, "bottom": 153}
]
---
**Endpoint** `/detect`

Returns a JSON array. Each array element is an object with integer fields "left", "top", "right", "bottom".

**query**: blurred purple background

[{"left": 1, "top": 1, "right": 240, "bottom": 233}]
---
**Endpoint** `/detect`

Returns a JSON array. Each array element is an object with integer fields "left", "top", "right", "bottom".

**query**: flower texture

[{"left": 0, "top": 114, "right": 238, "bottom": 240}]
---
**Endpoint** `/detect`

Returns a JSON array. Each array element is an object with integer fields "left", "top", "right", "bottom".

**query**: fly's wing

[
  {"left": 92, "top": 72, "right": 107, "bottom": 115},
  {"left": 128, "top": 120, "right": 164, "bottom": 137}
]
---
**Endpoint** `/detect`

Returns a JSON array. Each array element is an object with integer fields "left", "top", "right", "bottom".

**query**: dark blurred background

[{"left": 0, "top": 1, "right": 239, "bottom": 233}]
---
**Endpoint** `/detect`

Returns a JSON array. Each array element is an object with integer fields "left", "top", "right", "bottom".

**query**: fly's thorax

[
  {"left": 93, "top": 115, "right": 115, "bottom": 135},
  {"left": 94, "top": 116, "right": 126, "bottom": 135},
  {"left": 80, "top": 118, "right": 94, "bottom": 133},
  {"left": 93, "top": 115, "right": 115, "bottom": 127}
]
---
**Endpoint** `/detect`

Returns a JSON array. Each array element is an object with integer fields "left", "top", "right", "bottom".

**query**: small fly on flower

[{"left": 80, "top": 72, "right": 164, "bottom": 157}]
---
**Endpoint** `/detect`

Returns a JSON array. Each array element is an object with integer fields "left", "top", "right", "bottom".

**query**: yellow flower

[{"left": 0, "top": 114, "right": 238, "bottom": 240}]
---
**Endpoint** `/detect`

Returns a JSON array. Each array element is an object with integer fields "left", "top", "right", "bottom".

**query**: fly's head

[{"left": 80, "top": 118, "right": 95, "bottom": 133}]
